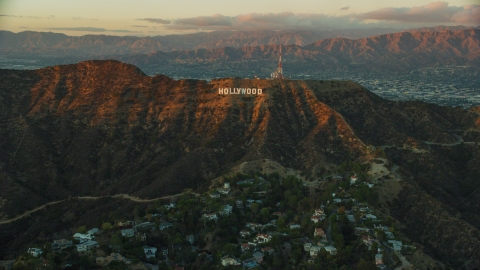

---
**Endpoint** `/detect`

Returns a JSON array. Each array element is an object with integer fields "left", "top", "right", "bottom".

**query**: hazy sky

[{"left": 0, "top": 0, "right": 478, "bottom": 36}]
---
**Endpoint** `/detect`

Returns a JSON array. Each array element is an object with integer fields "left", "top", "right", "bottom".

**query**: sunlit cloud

[
  {"left": 44, "top": 27, "right": 138, "bottom": 33},
  {"left": 137, "top": 2, "right": 479, "bottom": 31},
  {"left": 136, "top": 18, "right": 171, "bottom": 24}
]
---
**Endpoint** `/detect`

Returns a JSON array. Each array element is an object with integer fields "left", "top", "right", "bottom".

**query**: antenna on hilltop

[{"left": 271, "top": 45, "right": 284, "bottom": 80}]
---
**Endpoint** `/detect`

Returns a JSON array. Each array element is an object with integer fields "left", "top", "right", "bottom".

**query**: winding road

[{"left": 0, "top": 193, "right": 184, "bottom": 225}]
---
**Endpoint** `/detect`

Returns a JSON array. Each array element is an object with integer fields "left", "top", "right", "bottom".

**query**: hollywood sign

[{"left": 218, "top": 88, "right": 263, "bottom": 95}]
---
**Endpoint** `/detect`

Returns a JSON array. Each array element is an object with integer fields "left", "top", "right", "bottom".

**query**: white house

[
  {"left": 209, "top": 192, "right": 220, "bottom": 199},
  {"left": 221, "top": 256, "right": 240, "bottom": 266},
  {"left": 221, "top": 204, "right": 233, "bottom": 215},
  {"left": 76, "top": 240, "right": 98, "bottom": 252},
  {"left": 289, "top": 224, "right": 301, "bottom": 229},
  {"left": 159, "top": 222, "right": 173, "bottom": 230},
  {"left": 87, "top": 228, "right": 99, "bottom": 235},
  {"left": 239, "top": 230, "right": 251, "bottom": 238},
  {"left": 186, "top": 235, "right": 194, "bottom": 244},
  {"left": 388, "top": 240, "right": 402, "bottom": 254},
  {"left": 143, "top": 246, "right": 157, "bottom": 259},
  {"left": 304, "top": 243, "right": 313, "bottom": 251},
  {"left": 252, "top": 252, "right": 264, "bottom": 263},
  {"left": 27, "top": 248, "right": 43, "bottom": 257},
  {"left": 324, "top": 246, "right": 337, "bottom": 255},
  {"left": 314, "top": 209, "right": 324, "bottom": 215},
  {"left": 202, "top": 213, "right": 218, "bottom": 221},
  {"left": 254, "top": 234, "right": 271, "bottom": 244},
  {"left": 309, "top": 246, "right": 321, "bottom": 256},
  {"left": 350, "top": 175, "right": 358, "bottom": 184},
  {"left": 73, "top": 233, "right": 94, "bottom": 243},
  {"left": 311, "top": 215, "right": 324, "bottom": 223},
  {"left": 121, "top": 229, "right": 135, "bottom": 238},
  {"left": 333, "top": 198, "right": 342, "bottom": 203}
]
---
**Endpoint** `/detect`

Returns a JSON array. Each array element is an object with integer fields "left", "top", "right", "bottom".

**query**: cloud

[
  {"left": 356, "top": 1, "right": 479, "bottom": 24},
  {"left": 136, "top": 18, "right": 171, "bottom": 24},
  {"left": 137, "top": 2, "right": 480, "bottom": 32},
  {"left": 44, "top": 27, "right": 138, "bottom": 33},
  {"left": 132, "top": 25, "right": 148, "bottom": 28},
  {"left": 0, "top": 14, "right": 22, "bottom": 17}
]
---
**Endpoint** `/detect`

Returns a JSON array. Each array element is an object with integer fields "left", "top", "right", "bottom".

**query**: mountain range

[
  {"left": 0, "top": 60, "right": 479, "bottom": 267},
  {"left": 1, "top": 26, "right": 479, "bottom": 75}
]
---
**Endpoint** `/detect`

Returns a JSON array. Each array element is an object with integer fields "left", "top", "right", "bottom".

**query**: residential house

[
  {"left": 355, "top": 227, "right": 370, "bottom": 235},
  {"left": 221, "top": 256, "right": 240, "bottom": 266},
  {"left": 76, "top": 240, "right": 98, "bottom": 252},
  {"left": 333, "top": 198, "right": 342, "bottom": 203},
  {"left": 73, "top": 233, "right": 94, "bottom": 243},
  {"left": 159, "top": 222, "right": 173, "bottom": 230},
  {"left": 160, "top": 247, "right": 168, "bottom": 256},
  {"left": 239, "top": 230, "right": 251, "bottom": 238},
  {"left": 96, "top": 253, "right": 131, "bottom": 267},
  {"left": 385, "top": 231, "right": 395, "bottom": 239},
  {"left": 314, "top": 209, "right": 324, "bottom": 215},
  {"left": 235, "top": 200, "right": 244, "bottom": 209},
  {"left": 388, "top": 240, "right": 402, "bottom": 254},
  {"left": 221, "top": 204, "right": 233, "bottom": 215},
  {"left": 27, "top": 248, "right": 42, "bottom": 257},
  {"left": 314, "top": 228, "right": 327, "bottom": 240},
  {"left": 121, "top": 229, "right": 135, "bottom": 238},
  {"left": 242, "top": 257, "right": 258, "bottom": 269},
  {"left": 202, "top": 213, "right": 218, "bottom": 221},
  {"left": 365, "top": 214, "right": 378, "bottom": 220},
  {"left": 254, "top": 234, "right": 271, "bottom": 244},
  {"left": 350, "top": 175, "right": 358, "bottom": 184},
  {"left": 143, "top": 246, "right": 157, "bottom": 259},
  {"left": 186, "top": 235, "right": 194, "bottom": 244},
  {"left": 324, "top": 246, "right": 337, "bottom": 255},
  {"left": 172, "top": 243, "right": 182, "bottom": 252},
  {"left": 252, "top": 252, "right": 264, "bottom": 263},
  {"left": 289, "top": 224, "right": 301, "bottom": 229},
  {"left": 347, "top": 215, "right": 356, "bottom": 223},
  {"left": 246, "top": 222, "right": 263, "bottom": 231},
  {"left": 87, "top": 228, "right": 99, "bottom": 235},
  {"left": 375, "top": 254, "right": 383, "bottom": 265},
  {"left": 209, "top": 192, "right": 220, "bottom": 199},
  {"left": 303, "top": 243, "right": 312, "bottom": 251},
  {"left": 261, "top": 247, "right": 274, "bottom": 255},
  {"left": 117, "top": 221, "right": 134, "bottom": 229},
  {"left": 311, "top": 215, "right": 323, "bottom": 223},
  {"left": 309, "top": 246, "right": 321, "bottom": 256},
  {"left": 241, "top": 243, "right": 250, "bottom": 253},
  {"left": 164, "top": 203, "right": 176, "bottom": 210},
  {"left": 52, "top": 239, "right": 72, "bottom": 252}
]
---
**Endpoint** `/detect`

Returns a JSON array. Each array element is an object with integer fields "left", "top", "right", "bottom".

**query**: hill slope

[{"left": 0, "top": 60, "right": 479, "bottom": 266}]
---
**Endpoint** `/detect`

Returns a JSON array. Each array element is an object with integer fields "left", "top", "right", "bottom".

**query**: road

[{"left": 0, "top": 192, "right": 184, "bottom": 225}]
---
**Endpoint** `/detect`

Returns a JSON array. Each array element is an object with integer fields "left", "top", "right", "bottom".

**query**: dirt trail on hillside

[{"left": 0, "top": 193, "right": 183, "bottom": 225}]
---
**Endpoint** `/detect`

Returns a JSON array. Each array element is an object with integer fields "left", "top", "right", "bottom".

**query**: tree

[
  {"left": 77, "top": 226, "right": 87, "bottom": 234},
  {"left": 357, "top": 258, "right": 377, "bottom": 270},
  {"left": 102, "top": 222, "right": 113, "bottom": 230}
]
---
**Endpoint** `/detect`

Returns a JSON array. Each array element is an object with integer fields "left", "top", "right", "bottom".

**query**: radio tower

[{"left": 271, "top": 46, "right": 284, "bottom": 80}]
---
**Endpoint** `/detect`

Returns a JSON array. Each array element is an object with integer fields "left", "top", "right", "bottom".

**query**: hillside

[{"left": 0, "top": 60, "right": 479, "bottom": 266}]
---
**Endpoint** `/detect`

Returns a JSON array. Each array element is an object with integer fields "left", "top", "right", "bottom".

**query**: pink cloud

[{"left": 357, "top": 1, "right": 479, "bottom": 24}]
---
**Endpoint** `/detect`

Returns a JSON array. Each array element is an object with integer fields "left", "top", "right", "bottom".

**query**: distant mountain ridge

[
  {"left": 0, "top": 25, "right": 476, "bottom": 55},
  {"left": 109, "top": 28, "right": 480, "bottom": 74}
]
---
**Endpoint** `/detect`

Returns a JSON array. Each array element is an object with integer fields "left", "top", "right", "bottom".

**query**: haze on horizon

[{"left": 0, "top": 0, "right": 479, "bottom": 36}]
